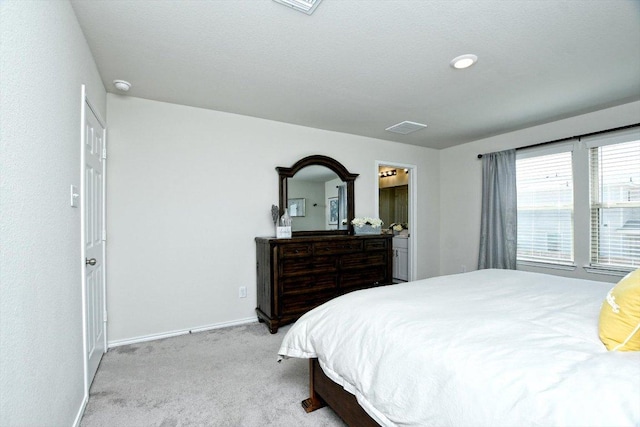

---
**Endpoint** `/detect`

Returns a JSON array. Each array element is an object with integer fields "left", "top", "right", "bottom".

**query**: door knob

[{"left": 86, "top": 258, "right": 97, "bottom": 266}]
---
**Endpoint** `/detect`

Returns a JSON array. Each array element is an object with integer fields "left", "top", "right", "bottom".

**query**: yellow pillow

[{"left": 599, "top": 268, "right": 640, "bottom": 351}]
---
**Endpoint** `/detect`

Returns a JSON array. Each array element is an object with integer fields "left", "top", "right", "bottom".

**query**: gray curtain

[
  {"left": 337, "top": 185, "right": 348, "bottom": 230},
  {"left": 478, "top": 149, "right": 517, "bottom": 269}
]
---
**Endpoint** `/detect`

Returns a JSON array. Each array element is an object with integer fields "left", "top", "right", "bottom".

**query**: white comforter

[{"left": 278, "top": 269, "right": 640, "bottom": 427}]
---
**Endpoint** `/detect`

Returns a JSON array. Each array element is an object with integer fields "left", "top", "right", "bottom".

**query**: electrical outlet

[
  {"left": 461, "top": 265, "right": 467, "bottom": 273},
  {"left": 239, "top": 286, "right": 247, "bottom": 298}
]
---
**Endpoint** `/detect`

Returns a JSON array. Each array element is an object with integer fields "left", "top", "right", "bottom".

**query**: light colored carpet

[{"left": 81, "top": 322, "right": 346, "bottom": 427}]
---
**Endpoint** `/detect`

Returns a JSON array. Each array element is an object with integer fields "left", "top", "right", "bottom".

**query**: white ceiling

[{"left": 71, "top": 0, "right": 640, "bottom": 150}]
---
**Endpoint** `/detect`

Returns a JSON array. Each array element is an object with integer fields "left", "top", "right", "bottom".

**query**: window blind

[
  {"left": 590, "top": 139, "right": 640, "bottom": 268},
  {"left": 516, "top": 151, "right": 574, "bottom": 263}
]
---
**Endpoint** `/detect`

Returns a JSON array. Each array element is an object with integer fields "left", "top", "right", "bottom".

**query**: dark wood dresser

[{"left": 255, "top": 234, "right": 393, "bottom": 333}]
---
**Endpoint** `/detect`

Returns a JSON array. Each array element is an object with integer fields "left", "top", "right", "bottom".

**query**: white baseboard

[
  {"left": 72, "top": 394, "right": 88, "bottom": 427},
  {"left": 107, "top": 316, "right": 259, "bottom": 348}
]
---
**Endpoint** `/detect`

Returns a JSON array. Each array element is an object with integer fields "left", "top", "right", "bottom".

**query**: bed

[{"left": 278, "top": 269, "right": 640, "bottom": 426}]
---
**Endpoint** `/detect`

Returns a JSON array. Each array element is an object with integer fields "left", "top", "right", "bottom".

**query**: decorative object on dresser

[
  {"left": 271, "top": 204, "right": 279, "bottom": 227},
  {"left": 276, "top": 208, "right": 292, "bottom": 239},
  {"left": 351, "top": 217, "right": 383, "bottom": 235},
  {"left": 255, "top": 234, "right": 393, "bottom": 333}
]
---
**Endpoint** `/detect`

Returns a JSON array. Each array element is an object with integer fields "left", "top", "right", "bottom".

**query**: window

[
  {"left": 516, "top": 151, "right": 574, "bottom": 264},
  {"left": 589, "top": 140, "right": 640, "bottom": 268},
  {"left": 514, "top": 127, "right": 639, "bottom": 275}
]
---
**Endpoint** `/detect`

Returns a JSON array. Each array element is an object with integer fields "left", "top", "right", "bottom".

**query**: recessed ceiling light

[
  {"left": 450, "top": 54, "right": 478, "bottom": 69},
  {"left": 273, "top": 0, "right": 322, "bottom": 15},
  {"left": 113, "top": 79, "right": 131, "bottom": 92}
]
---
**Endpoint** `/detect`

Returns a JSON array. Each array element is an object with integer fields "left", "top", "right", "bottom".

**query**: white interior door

[{"left": 82, "top": 89, "right": 106, "bottom": 390}]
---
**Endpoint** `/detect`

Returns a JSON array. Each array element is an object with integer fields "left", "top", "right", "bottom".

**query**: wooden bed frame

[{"left": 301, "top": 358, "right": 379, "bottom": 427}]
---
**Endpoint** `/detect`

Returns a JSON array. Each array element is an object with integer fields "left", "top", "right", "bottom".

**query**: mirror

[
  {"left": 287, "top": 166, "right": 340, "bottom": 231},
  {"left": 278, "top": 155, "right": 358, "bottom": 235},
  {"left": 379, "top": 185, "right": 408, "bottom": 228}
]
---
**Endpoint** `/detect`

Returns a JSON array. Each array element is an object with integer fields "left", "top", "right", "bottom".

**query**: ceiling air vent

[
  {"left": 385, "top": 121, "right": 428, "bottom": 135},
  {"left": 273, "top": 0, "right": 323, "bottom": 15}
]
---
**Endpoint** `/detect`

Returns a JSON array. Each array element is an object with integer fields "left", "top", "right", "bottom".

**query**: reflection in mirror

[{"left": 288, "top": 165, "right": 347, "bottom": 232}]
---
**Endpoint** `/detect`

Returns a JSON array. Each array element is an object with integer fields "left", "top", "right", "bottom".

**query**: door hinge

[
  {"left": 102, "top": 147, "right": 107, "bottom": 159},
  {"left": 102, "top": 230, "right": 107, "bottom": 241},
  {"left": 103, "top": 311, "right": 108, "bottom": 322}
]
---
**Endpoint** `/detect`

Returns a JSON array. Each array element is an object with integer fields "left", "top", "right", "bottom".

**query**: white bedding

[{"left": 278, "top": 269, "right": 640, "bottom": 427}]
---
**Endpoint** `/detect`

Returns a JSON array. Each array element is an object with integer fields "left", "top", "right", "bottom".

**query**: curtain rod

[{"left": 476, "top": 122, "right": 640, "bottom": 159}]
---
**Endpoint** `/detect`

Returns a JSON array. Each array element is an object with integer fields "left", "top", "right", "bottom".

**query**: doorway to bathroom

[{"left": 375, "top": 161, "right": 416, "bottom": 283}]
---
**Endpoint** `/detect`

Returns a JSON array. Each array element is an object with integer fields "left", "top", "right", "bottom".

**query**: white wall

[
  {"left": 106, "top": 95, "right": 440, "bottom": 343},
  {"left": 0, "top": 1, "right": 106, "bottom": 425},
  {"left": 439, "top": 101, "right": 640, "bottom": 282}
]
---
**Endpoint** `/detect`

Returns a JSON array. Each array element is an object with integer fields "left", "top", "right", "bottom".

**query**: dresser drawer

[
  {"left": 364, "top": 238, "right": 388, "bottom": 251},
  {"left": 281, "top": 289, "right": 336, "bottom": 315},
  {"left": 280, "top": 274, "right": 338, "bottom": 295},
  {"left": 279, "top": 243, "right": 312, "bottom": 258},
  {"left": 280, "top": 256, "right": 337, "bottom": 276},
  {"left": 313, "top": 240, "right": 363, "bottom": 255},
  {"left": 341, "top": 252, "right": 387, "bottom": 269},
  {"left": 341, "top": 267, "right": 387, "bottom": 290}
]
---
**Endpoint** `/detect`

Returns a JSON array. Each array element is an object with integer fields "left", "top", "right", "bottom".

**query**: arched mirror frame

[{"left": 277, "top": 155, "right": 359, "bottom": 236}]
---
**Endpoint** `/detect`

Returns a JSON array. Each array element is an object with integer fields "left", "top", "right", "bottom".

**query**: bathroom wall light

[{"left": 379, "top": 170, "right": 397, "bottom": 178}]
